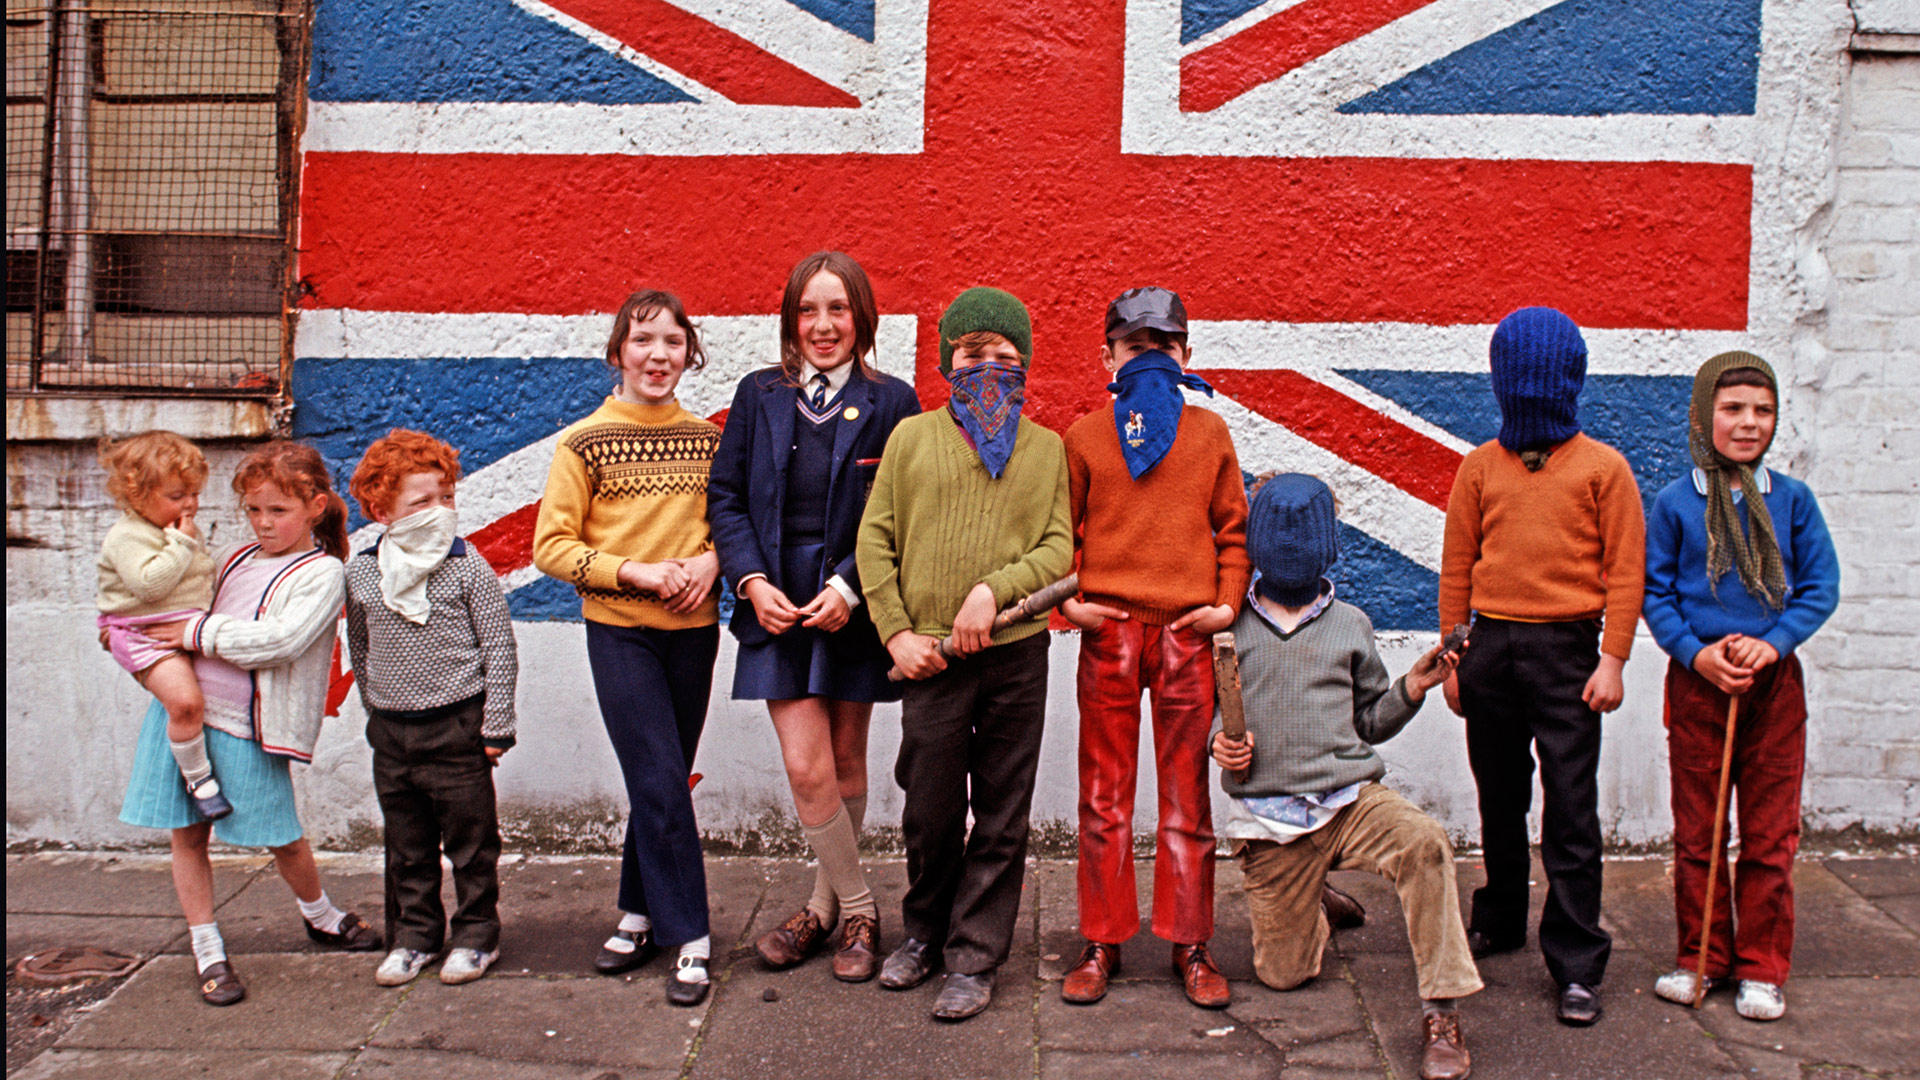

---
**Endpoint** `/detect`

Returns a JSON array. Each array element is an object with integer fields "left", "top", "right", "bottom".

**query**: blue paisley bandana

[
  {"left": 1110, "top": 350, "right": 1214, "bottom": 479},
  {"left": 947, "top": 360, "right": 1026, "bottom": 479}
]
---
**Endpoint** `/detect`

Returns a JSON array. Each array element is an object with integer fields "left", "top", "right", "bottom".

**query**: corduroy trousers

[
  {"left": 585, "top": 620, "right": 719, "bottom": 948},
  {"left": 896, "top": 633, "right": 1049, "bottom": 976},
  {"left": 1457, "top": 616, "right": 1612, "bottom": 988},
  {"left": 1666, "top": 655, "right": 1807, "bottom": 986},
  {"left": 1075, "top": 619, "right": 1217, "bottom": 946}
]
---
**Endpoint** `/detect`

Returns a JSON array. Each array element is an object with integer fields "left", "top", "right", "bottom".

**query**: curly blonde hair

[{"left": 98, "top": 430, "right": 208, "bottom": 510}]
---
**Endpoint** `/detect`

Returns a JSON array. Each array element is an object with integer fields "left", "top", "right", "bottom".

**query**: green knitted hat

[{"left": 937, "top": 287, "right": 1032, "bottom": 374}]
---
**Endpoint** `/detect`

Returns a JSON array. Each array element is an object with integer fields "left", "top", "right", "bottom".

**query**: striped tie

[{"left": 810, "top": 373, "right": 829, "bottom": 412}]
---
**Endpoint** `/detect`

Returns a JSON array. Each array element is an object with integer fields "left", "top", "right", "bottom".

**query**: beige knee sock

[{"left": 804, "top": 802, "right": 876, "bottom": 923}]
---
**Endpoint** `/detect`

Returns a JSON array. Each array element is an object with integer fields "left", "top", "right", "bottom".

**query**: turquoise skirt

[{"left": 119, "top": 698, "right": 304, "bottom": 848}]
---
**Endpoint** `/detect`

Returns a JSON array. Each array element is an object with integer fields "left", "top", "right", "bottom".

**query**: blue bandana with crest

[
  {"left": 1109, "top": 350, "right": 1214, "bottom": 479},
  {"left": 947, "top": 361, "right": 1026, "bottom": 479}
]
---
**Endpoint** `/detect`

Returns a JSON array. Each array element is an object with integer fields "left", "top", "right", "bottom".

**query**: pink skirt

[{"left": 98, "top": 610, "right": 200, "bottom": 675}]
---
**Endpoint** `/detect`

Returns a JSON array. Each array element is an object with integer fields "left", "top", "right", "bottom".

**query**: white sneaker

[
  {"left": 439, "top": 947, "right": 499, "bottom": 985},
  {"left": 1653, "top": 968, "right": 1718, "bottom": 1004},
  {"left": 375, "top": 948, "right": 433, "bottom": 987},
  {"left": 1735, "top": 980, "right": 1785, "bottom": 1021}
]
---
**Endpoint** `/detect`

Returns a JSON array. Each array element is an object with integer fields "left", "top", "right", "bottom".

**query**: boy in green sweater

[
  {"left": 1212, "top": 474, "right": 1479, "bottom": 1080},
  {"left": 856, "top": 287, "right": 1072, "bottom": 1022}
]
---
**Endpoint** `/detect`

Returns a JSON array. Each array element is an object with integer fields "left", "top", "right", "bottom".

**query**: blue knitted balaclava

[
  {"left": 1489, "top": 307, "right": 1586, "bottom": 454},
  {"left": 1248, "top": 473, "right": 1338, "bottom": 607}
]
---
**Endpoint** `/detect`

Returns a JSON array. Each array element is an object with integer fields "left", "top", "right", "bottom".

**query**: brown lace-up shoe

[
  {"left": 1421, "top": 1011, "right": 1471, "bottom": 1079},
  {"left": 1060, "top": 941, "right": 1121, "bottom": 1004},
  {"left": 832, "top": 913, "right": 880, "bottom": 982},
  {"left": 1322, "top": 883, "right": 1368, "bottom": 930},
  {"left": 1173, "top": 942, "right": 1230, "bottom": 1009},
  {"left": 755, "top": 907, "right": 833, "bottom": 969}
]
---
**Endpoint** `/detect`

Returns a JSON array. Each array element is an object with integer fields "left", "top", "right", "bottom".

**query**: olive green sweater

[{"left": 856, "top": 409, "right": 1072, "bottom": 646}]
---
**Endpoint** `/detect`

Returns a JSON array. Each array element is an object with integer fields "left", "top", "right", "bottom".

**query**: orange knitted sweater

[
  {"left": 1439, "top": 433, "right": 1646, "bottom": 659},
  {"left": 1064, "top": 404, "right": 1251, "bottom": 625}
]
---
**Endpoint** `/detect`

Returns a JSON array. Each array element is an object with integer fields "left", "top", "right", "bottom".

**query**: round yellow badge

[{"left": 843, "top": 406, "right": 860, "bottom": 421}]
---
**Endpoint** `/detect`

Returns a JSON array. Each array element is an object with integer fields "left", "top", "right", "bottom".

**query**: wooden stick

[
  {"left": 1691, "top": 692, "right": 1741, "bottom": 1008},
  {"left": 1212, "top": 631, "right": 1248, "bottom": 784},
  {"left": 886, "top": 573, "right": 1080, "bottom": 681}
]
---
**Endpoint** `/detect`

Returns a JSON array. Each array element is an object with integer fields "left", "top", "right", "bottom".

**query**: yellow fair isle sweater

[{"left": 533, "top": 396, "right": 722, "bottom": 629}]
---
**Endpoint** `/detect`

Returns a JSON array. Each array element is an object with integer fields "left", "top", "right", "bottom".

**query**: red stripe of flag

[
  {"left": 551, "top": 0, "right": 859, "bottom": 108},
  {"left": 1181, "top": 0, "right": 1440, "bottom": 113},
  {"left": 1199, "top": 369, "right": 1462, "bottom": 509}
]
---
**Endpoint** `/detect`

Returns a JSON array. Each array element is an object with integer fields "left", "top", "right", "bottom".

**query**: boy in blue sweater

[{"left": 1643, "top": 352, "right": 1839, "bottom": 1023}]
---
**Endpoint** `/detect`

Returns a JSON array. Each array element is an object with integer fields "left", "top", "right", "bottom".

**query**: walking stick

[
  {"left": 886, "top": 574, "right": 1079, "bottom": 681},
  {"left": 1211, "top": 632, "right": 1249, "bottom": 784},
  {"left": 1691, "top": 691, "right": 1741, "bottom": 1008}
]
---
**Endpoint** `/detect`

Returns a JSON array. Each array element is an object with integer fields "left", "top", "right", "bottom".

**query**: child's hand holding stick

[
  {"left": 886, "top": 574, "right": 1080, "bottom": 681},
  {"left": 1405, "top": 625, "right": 1469, "bottom": 701},
  {"left": 1211, "top": 632, "right": 1250, "bottom": 783}
]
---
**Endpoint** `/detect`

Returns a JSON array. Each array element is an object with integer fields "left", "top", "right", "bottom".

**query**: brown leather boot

[
  {"left": 755, "top": 907, "right": 833, "bottom": 969},
  {"left": 1173, "top": 942, "right": 1230, "bottom": 1009},
  {"left": 1421, "top": 1011, "right": 1471, "bottom": 1080},
  {"left": 832, "top": 913, "right": 880, "bottom": 983},
  {"left": 1060, "top": 941, "right": 1121, "bottom": 1004},
  {"left": 1322, "top": 883, "right": 1368, "bottom": 930}
]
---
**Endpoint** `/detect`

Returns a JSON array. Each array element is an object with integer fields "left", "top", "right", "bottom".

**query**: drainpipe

[{"left": 50, "top": 0, "right": 93, "bottom": 363}]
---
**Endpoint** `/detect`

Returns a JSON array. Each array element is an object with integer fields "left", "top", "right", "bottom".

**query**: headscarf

[
  {"left": 1690, "top": 351, "right": 1786, "bottom": 609},
  {"left": 947, "top": 361, "right": 1027, "bottom": 479},
  {"left": 1110, "top": 350, "right": 1214, "bottom": 479}
]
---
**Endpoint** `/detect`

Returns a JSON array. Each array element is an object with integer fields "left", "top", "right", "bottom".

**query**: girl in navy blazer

[{"left": 707, "top": 251, "right": 919, "bottom": 982}]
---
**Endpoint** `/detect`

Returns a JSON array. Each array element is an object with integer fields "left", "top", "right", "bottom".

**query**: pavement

[{"left": 6, "top": 850, "right": 1920, "bottom": 1080}]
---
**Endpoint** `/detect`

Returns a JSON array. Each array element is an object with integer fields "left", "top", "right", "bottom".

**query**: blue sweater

[{"left": 1643, "top": 467, "right": 1840, "bottom": 670}]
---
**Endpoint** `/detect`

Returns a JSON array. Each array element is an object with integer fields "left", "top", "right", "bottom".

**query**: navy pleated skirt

[{"left": 731, "top": 541, "right": 899, "bottom": 704}]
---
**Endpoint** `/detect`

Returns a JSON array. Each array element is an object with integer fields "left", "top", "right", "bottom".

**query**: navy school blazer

[{"left": 707, "top": 365, "right": 921, "bottom": 649}]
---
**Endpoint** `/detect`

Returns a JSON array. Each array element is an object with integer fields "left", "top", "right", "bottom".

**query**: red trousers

[
  {"left": 1666, "top": 655, "right": 1807, "bottom": 986},
  {"left": 1076, "top": 619, "right": 1216, "bottom": 945}
]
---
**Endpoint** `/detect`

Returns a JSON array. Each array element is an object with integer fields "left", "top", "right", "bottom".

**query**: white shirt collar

[
  {"left": 1691, "top": 465, "right": 1771, "bottom": 496},
  {"left": 799, "top": 361, "right": 854, "bottom": 395}
]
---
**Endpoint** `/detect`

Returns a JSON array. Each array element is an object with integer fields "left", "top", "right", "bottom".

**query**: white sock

[
  {"left": 605, "top": 912, "right": 652, "bottom": 953},
  {"left": 189, "top": 922, "right": 227, "bottom": 974},
  {"left": 298, "top": 891, "right": 347, "bottom": 935},
  {"left": 170, "top": 737, "right": 216, "bottom": 793},
  {"left": 675, "top": 936, "right": 711, "bottom": 983}
]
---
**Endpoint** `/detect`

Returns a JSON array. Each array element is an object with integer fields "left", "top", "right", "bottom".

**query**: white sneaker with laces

[
  {"left": 1735, "top": 980, "right": 1785, "bottom": 1021},
  {"left": 1653, "top": 968, "right": 1717, "bottom": 1004},
  {"left": 439, "top": 947, "right": 499, "bottom": 985},
  {"left": 375, "top": 948, "right": 433, "bottom": 987}
]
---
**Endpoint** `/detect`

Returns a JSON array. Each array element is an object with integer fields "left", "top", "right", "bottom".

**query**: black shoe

[
  {"left": 305, "top": 912, "right": 382, "bottom": 952},
  {"left": 1466, "top": 930, "right": 1523, "bottom": 959},
  {"left": 188, "top": 778, "right": 233, "bottom": 822},
  {"left": 594, "top": 928, "right": 658, "bottom": 975},
  {"left": 1557, "top": 982, "right": 1602, "bottom": 1026},
  {"left": 878, "top": 937, "right": 939, "bottom": 990},
  {"left": 931, "top": 970, "right": 995, "bottom": 1021},
  {"left": 666, "top": 954, "right": 710, "bottom": 1007}
]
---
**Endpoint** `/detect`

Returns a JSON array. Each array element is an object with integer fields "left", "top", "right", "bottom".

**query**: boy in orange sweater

[
  {"left": 1058, "top": 288, "right": 1250, "bottom": 1009},
  {"left": 1439, "top": 307, "right": 1645, "bottom": 1028}
]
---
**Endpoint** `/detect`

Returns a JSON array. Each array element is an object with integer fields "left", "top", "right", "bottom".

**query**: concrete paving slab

[
  {"left": 1038, "top": 979, "right": 1260, "bottom": 1051},
  {"left": 1039, "top": 1047, "right": 1287, "bottom": 1079},
  {"left": 6, "top": 853, "right": 262, "bottom": 917},
  {"left": 54, "top": 954, "right": 394, "bottom": 1052},
  {"left": 1783, "top": 862, "right": 1920, "bottom": 976},
  {"left": 344, "top": 1046, "right": 673, "bottom": 1078},
  {"left": 1869, "top": 892, "right": 1920, "bottom": 935},
  {"left": 1281, "top": 1030, "right": 1384, "bottom": 1070},
  {"left": 1689, "top": 975, "right": 1920, "bottom": 1075},
  {"left": 371, "top": 974, "right": 700, "bottom": 1069},
  {"left": 9, "top": 1048, "right": 349, "bottom": 1080},
  {"left": 1347, "top": 949, "right": 1744, "bottom": 1080},
  {"left": 1824, "top": 856, "right": 1920, "bottom": 899},
  {"left": 1223, "top": 966, "right": 1369, "bottom": 1038},
  {"left": 496, "top": 855, "right": 776, "bottom": 976},
  {"left": 5, "top": 913, "right": 183, "bottom": 966}
]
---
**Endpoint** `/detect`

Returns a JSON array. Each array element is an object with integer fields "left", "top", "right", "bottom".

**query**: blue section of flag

[
  {"left": 1339, "top": 0, "right": 1761, "bottom": 116},
  {"left": 783, "top": 0, "right": 874, "bottom": 41},
  {"left": 309, "top": 0, "right": 697, "bottom": 104},
  {"left": 1335, "top": 370, "right": 1694, "bottom": 504},
  {"left": 291, "top": 357, "right": 611, "bottom": 530},
  {"left": 1331, "top": 522, "right": 1439, "bottom": 632},
  {"left": 1181, "top": 0, "right": 1269, "bottom": 44}
]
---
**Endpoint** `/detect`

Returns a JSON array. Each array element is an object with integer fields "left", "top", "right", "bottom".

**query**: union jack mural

[{"left": 293, "top": 0, "right": 1776, "bottom": 629}]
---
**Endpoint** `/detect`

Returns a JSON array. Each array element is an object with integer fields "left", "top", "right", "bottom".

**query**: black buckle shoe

[
  {"left": 305, "top": 912, "right": 381, "bottom": 952},
  {"left": 594, "top": 928, "right": 658, "bottom": 975},
  {"left": 666, "top": 954, "right": 710, "bottom": 1007},
  {"left": 187, "top": 778, "right": 233, "bottom": 822}
]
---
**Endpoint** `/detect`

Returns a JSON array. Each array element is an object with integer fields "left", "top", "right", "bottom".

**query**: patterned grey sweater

[
  {"left": 1217, "top": 598, "right": 1418, "bottom": 798},
  {"left": 344, "top": 538, "right": 519, "bottom": 747}
]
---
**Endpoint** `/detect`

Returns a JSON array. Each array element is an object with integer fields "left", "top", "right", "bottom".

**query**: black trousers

[
  {"left": 367, "top": 694, "right": 502, "bottom": 954},
  {"left": 896, "top": 633, "right": 1050, "bottom": 976},
  {"left": 1458, "top": 616, "right": 1612, "bottom": 987}
]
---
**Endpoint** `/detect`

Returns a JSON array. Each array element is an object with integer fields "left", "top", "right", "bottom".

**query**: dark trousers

[
  {"left": 896, "top": 633, "right": 1049, "bottom": 975},
  {"left": 585, "top": 620, "right": 719, "bottom": 947},
  {"left": 1458, "top": 616, "right": 1612, "bottom": 987},
  {"left": 367, "top": 694, "right": 502, "bottom": 954},
  {"left": 1667, "top": 655, "right": 1807, "bottom": 985}
]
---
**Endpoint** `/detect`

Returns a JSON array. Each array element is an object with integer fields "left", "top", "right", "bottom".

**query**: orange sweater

[
  {"left": 1439, "top": 433, "right": 1646, "bottom": 659},
  {"left": 1064, "top": 404, "right": 1250, "bottom": 625}
]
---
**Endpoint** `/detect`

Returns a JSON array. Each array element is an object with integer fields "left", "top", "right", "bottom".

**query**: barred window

[{"left": 5, "top": 0, "right": 311, "bottom": 397}]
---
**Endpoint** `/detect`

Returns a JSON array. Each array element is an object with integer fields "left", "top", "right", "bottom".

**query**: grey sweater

[{"left": 1217, "top": 598, "right": 1419, "bottom": 798}]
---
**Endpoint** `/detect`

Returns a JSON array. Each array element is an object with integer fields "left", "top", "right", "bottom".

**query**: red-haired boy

[{"left": 345, "top": 429, "right": 519, "bottom": 989}]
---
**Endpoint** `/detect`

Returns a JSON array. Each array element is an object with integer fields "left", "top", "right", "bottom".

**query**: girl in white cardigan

[{"left": 128, "top": 441, "right": 381, "bottom": 1006}]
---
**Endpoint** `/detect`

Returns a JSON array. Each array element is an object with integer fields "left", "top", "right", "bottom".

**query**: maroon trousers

[
  {"left": 1666, "top": 655, "right": 1807, "bottom": 986},
  {"left": 1075, "top": 619, "right": 1216, "bottom": 945}
]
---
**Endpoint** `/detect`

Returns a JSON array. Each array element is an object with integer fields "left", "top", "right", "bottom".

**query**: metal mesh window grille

[{"left": 6, "top": 0, "right": 311, "bottom": 397}]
